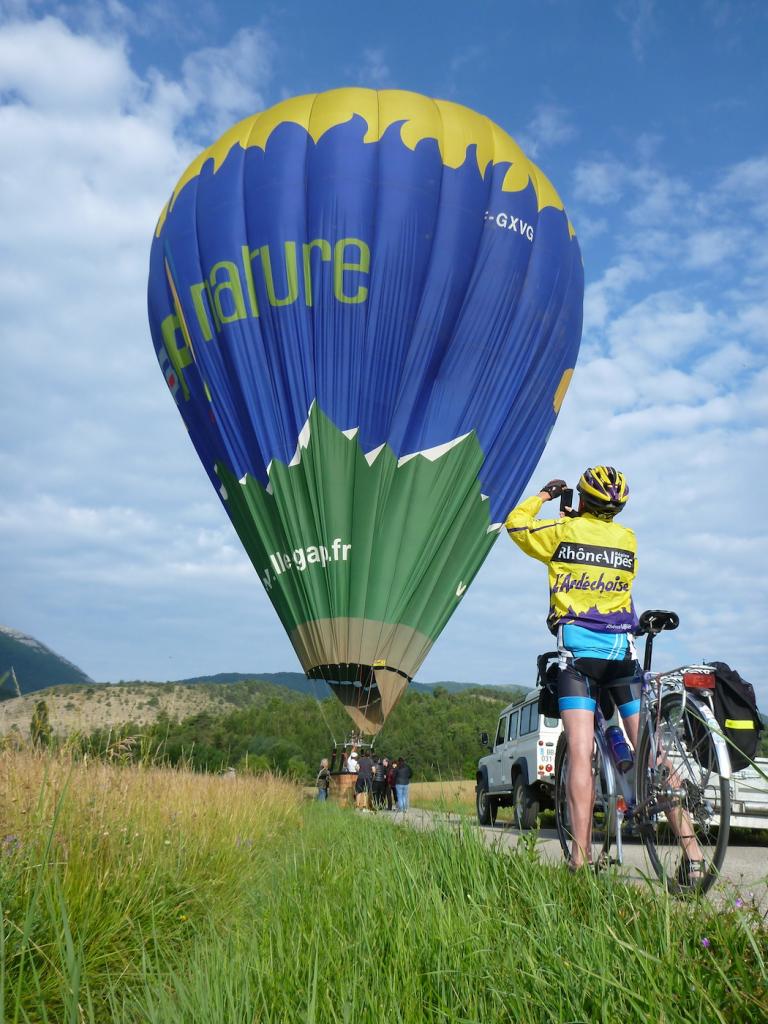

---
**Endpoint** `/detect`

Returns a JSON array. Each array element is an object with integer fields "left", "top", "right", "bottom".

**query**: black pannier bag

[
  {"left": 536, "top": 652, "right": 560, "bottom": 719},
  {"left": 707, "top": 661, "right": 763, "bottom": 771}
]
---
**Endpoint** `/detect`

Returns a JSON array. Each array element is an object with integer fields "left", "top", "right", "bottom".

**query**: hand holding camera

[
  {"left": 539, "top": 479, "right": 567, "bottom": 500},
  {"left": 538, "top": 479, "right": 576, "bottom": 517}
]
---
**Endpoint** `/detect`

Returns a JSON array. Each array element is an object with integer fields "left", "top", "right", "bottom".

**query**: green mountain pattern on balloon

[{"left": 215, "top": 404, "right": 498, "bottom": 680}]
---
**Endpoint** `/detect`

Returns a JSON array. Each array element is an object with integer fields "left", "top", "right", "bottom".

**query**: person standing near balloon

[
  {"left": 505, "top": 468, "right": 642, "bottom": 870},
  {"left": 394, "top": 757, "right": 413, "bottom": 812},
  {"left": 371, "top": 756, "right": 387, "bottom": 809},
  {"left": 356, "top": 749, "right": 374, "bottom": 803},
  {"left": 385, "top": 757, "right": 397, "bottom": 811},
  {"left": 315, "top": 758, "right": 331, "bottom": 801}
]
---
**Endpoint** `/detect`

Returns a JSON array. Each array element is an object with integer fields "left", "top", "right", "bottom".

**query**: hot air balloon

[{"left": 147, "top": 88, "right": 582, "bottom": 740}]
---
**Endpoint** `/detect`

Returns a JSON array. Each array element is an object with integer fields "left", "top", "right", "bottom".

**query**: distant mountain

[
  {"left": 175, "top": 670, "right": 320, "bottom": 696},
  {"left": 0, "top": 626, "right": 92, "bottom": 696},
  {"left": 0, "top": 622, "right": 525, "bottom": 706},
  {"left": 173, "top": 670, "right": 525, "bottom": 702}
]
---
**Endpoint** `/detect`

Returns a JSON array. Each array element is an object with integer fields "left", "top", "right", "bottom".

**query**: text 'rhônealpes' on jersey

[{"left": 553, "top": 542, "right": 635, "bottom": 573}]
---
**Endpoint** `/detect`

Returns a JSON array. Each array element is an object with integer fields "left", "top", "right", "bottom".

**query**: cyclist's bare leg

[
  {"left": 627, "top": 711, "right": 704, "bottom": 867},
  {"left": 652, "top": 724, "right": 705, "bottom": 866},
  {"left": 623, "top": 711, "right": 639, "bottom": 749},
  {"left": 560, "top": 708, "right": 596, "bottom": 868}
]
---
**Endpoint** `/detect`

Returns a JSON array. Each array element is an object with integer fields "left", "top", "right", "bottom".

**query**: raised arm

[{"left": 504, "top": 480, "right": 568, "bottom": 563}]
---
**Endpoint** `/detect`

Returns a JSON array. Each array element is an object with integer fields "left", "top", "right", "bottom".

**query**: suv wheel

[
  {"left": 476, "top": 781, "right": 498, "bottom": 826},
  {"left": 513, "top": 777, "right": 540, "bottom": 830}
]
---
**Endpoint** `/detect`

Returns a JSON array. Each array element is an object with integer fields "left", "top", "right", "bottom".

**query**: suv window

[
  {"left": 508, "top": 710, "right": 519, "bottom": 741},
  {"left": 495, "top": 715, "right": 508, "bottom": 747},
  {"left": 519, "top": 703, "right": 529, "bottom": 735},
  {"left": 520, "top": 702, "right": 538, "bottom": 736}
]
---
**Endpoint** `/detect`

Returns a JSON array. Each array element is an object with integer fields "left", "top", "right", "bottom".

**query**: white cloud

[
  {"left": 449, "top": 44, "right": 484, "bottom": 75},
  {"left": 718, "top": 154, "right": 768, "bottom": 205},
  {"left": 0, "top": 15, "right": 277, "bottom": 656},
  {"left": 573, "top": 158, "right": 627, "bottom": 206},
  {"left": 175, "top": 26, "right": 272, "bottom": 137},
  {"left": 355, "top": 47, "right": 390, "bottom": 87},
  {"left": 517, "top": 104, "right": 576, "bottom": 159},
  {"left": 0, "top": 15, "right": 137, "bottom": 111},
  {"left": 625, "top": 167, "right": 690, "bottom": 224},
  {"left": 606, "top": 292, "right": 716, "bottom": 360},
  {"left": 684, "top": 228, "right": 741, "bottom": 269},
  {"left": 616, "top": 0, "right": 657, "bottom": 61},
  {"left": 582, "top": 256, "right": 649, "bottom": 333}
]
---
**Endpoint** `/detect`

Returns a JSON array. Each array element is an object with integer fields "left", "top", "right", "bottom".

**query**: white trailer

[{"left": 721, "top": 758, "right": 768, "bottom": 830}]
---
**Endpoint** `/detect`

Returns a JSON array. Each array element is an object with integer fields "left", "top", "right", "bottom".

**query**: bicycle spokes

[{"left": 636, "top": 694, "right": 730, "bottom": 895}]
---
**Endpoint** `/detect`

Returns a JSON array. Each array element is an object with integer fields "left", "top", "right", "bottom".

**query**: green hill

[
  {"left": 78, "top": 684, "right": 517, "bottom": 781},
  {"left": 0, "top": 626, "right": 91, "bottom": 695},
  {"left": 172, "top": 669, "right": 525, "bottom": 701}
]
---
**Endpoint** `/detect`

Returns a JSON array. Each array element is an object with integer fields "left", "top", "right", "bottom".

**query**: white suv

[{"left": 476, "top": 691, "right": 562, "bottom": 828}]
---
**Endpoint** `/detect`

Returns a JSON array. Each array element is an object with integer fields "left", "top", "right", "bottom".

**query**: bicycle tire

[
  {"left": 635, "top": 693, "right": 730, "bottom": 895},
  {"left": 554, "top": 732, "right": 616, "bottom": 868}
]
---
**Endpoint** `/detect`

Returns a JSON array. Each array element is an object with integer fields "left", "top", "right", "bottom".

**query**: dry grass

[
  {"left": 0, "top": 682, "right": 237, "bottom": 737},
  {"left": 1, "top": 746, "right": 304, "bottom": 1020},
  {"left": 408, "top": 778, "right": 476, "bottom": 813},
  {"left": 408, "top": 779, "right": 531, "bottom": 823},
  {"left": 0, "top": 744, "right": 303, "bottom": 887}
]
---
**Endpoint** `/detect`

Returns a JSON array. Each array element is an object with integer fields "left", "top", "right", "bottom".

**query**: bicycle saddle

[{"left": 637, "top": 609, "right": 679, "bottom": 635}]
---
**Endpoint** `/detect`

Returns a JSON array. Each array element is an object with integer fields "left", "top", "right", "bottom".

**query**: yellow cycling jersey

[{"left": 505, "top": 495, "right": 638, "bottom": 635}]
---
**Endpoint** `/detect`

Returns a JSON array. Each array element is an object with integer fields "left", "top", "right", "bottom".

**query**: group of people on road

[{"left": 315, "top": 750, "right": 413, "bottom": 811}]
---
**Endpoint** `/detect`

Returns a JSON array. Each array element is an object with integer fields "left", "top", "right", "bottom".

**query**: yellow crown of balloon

[{"left": 156, "top": 88, "right": 574, "bottom": 237}]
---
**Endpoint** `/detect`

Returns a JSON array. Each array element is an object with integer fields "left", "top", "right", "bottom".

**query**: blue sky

[{"left": 1, "top": 1, "right": 766, "bottom": 702}]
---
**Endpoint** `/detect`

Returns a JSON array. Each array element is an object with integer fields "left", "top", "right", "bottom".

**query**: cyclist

[{"left": 506, "top": 467, "right": 705, "bottom": 877}]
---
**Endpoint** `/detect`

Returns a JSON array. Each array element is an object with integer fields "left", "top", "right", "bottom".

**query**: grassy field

[
  {"left": 409, "top": 778, "right": 476, "bottom": 813},
  {"left": 2, "top": 748, "right": 766, "bottom": 1023}
]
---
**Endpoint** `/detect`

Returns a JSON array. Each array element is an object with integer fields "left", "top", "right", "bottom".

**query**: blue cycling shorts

[{"left": 557, "top": 624, "right": 641, "bottom": 718}]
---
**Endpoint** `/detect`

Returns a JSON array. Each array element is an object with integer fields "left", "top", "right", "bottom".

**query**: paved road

[{"left": 399, "top": 808, "right": 768, "bottom": 906}]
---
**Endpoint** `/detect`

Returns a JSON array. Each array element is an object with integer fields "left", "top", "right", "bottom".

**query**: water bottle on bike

[{"left": 605, "top": 725, "right": 633, "bottom": 773}]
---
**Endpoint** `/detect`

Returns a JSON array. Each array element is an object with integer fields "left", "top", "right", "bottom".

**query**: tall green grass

[{"left": 1, "top": 749, "right": 766, "bottom": 1023}]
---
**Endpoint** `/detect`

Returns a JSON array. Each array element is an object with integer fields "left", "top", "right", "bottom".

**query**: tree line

[{"left": 76, "top": 683, "right": 520, "bottom": 781}]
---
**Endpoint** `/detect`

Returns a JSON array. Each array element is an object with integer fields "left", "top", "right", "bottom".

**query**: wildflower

[
  {"left": 2, "top": 834, "right": 21, "bottom": 856},
  {"left": 735, "top": 898, "right": 744, "bottom": 909},
  {"left": 164, "top": 839, "right": 171, "bottom": 846},
  {"left": 179, "top": 914, "right": 188, "bottom": 922},
  {"left": 700, "top": 937, "right": 711, "bottom": 949}
]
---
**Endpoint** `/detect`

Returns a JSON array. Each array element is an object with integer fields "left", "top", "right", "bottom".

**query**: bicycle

[{"left": 553, "top": 609, "right": 732, "bottom": 895}]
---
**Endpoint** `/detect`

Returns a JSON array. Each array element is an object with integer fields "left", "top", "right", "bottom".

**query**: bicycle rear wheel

[
  {"left": 635, "top": 694, "right": 730, "bottom": 895},
  {"left": 555, "top": 733, "right": 616, "bottom": 869}
]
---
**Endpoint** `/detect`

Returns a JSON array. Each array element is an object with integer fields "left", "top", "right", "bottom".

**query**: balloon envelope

[{"left": 147, "top": 89, "right": 583, "bottom": 734}]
